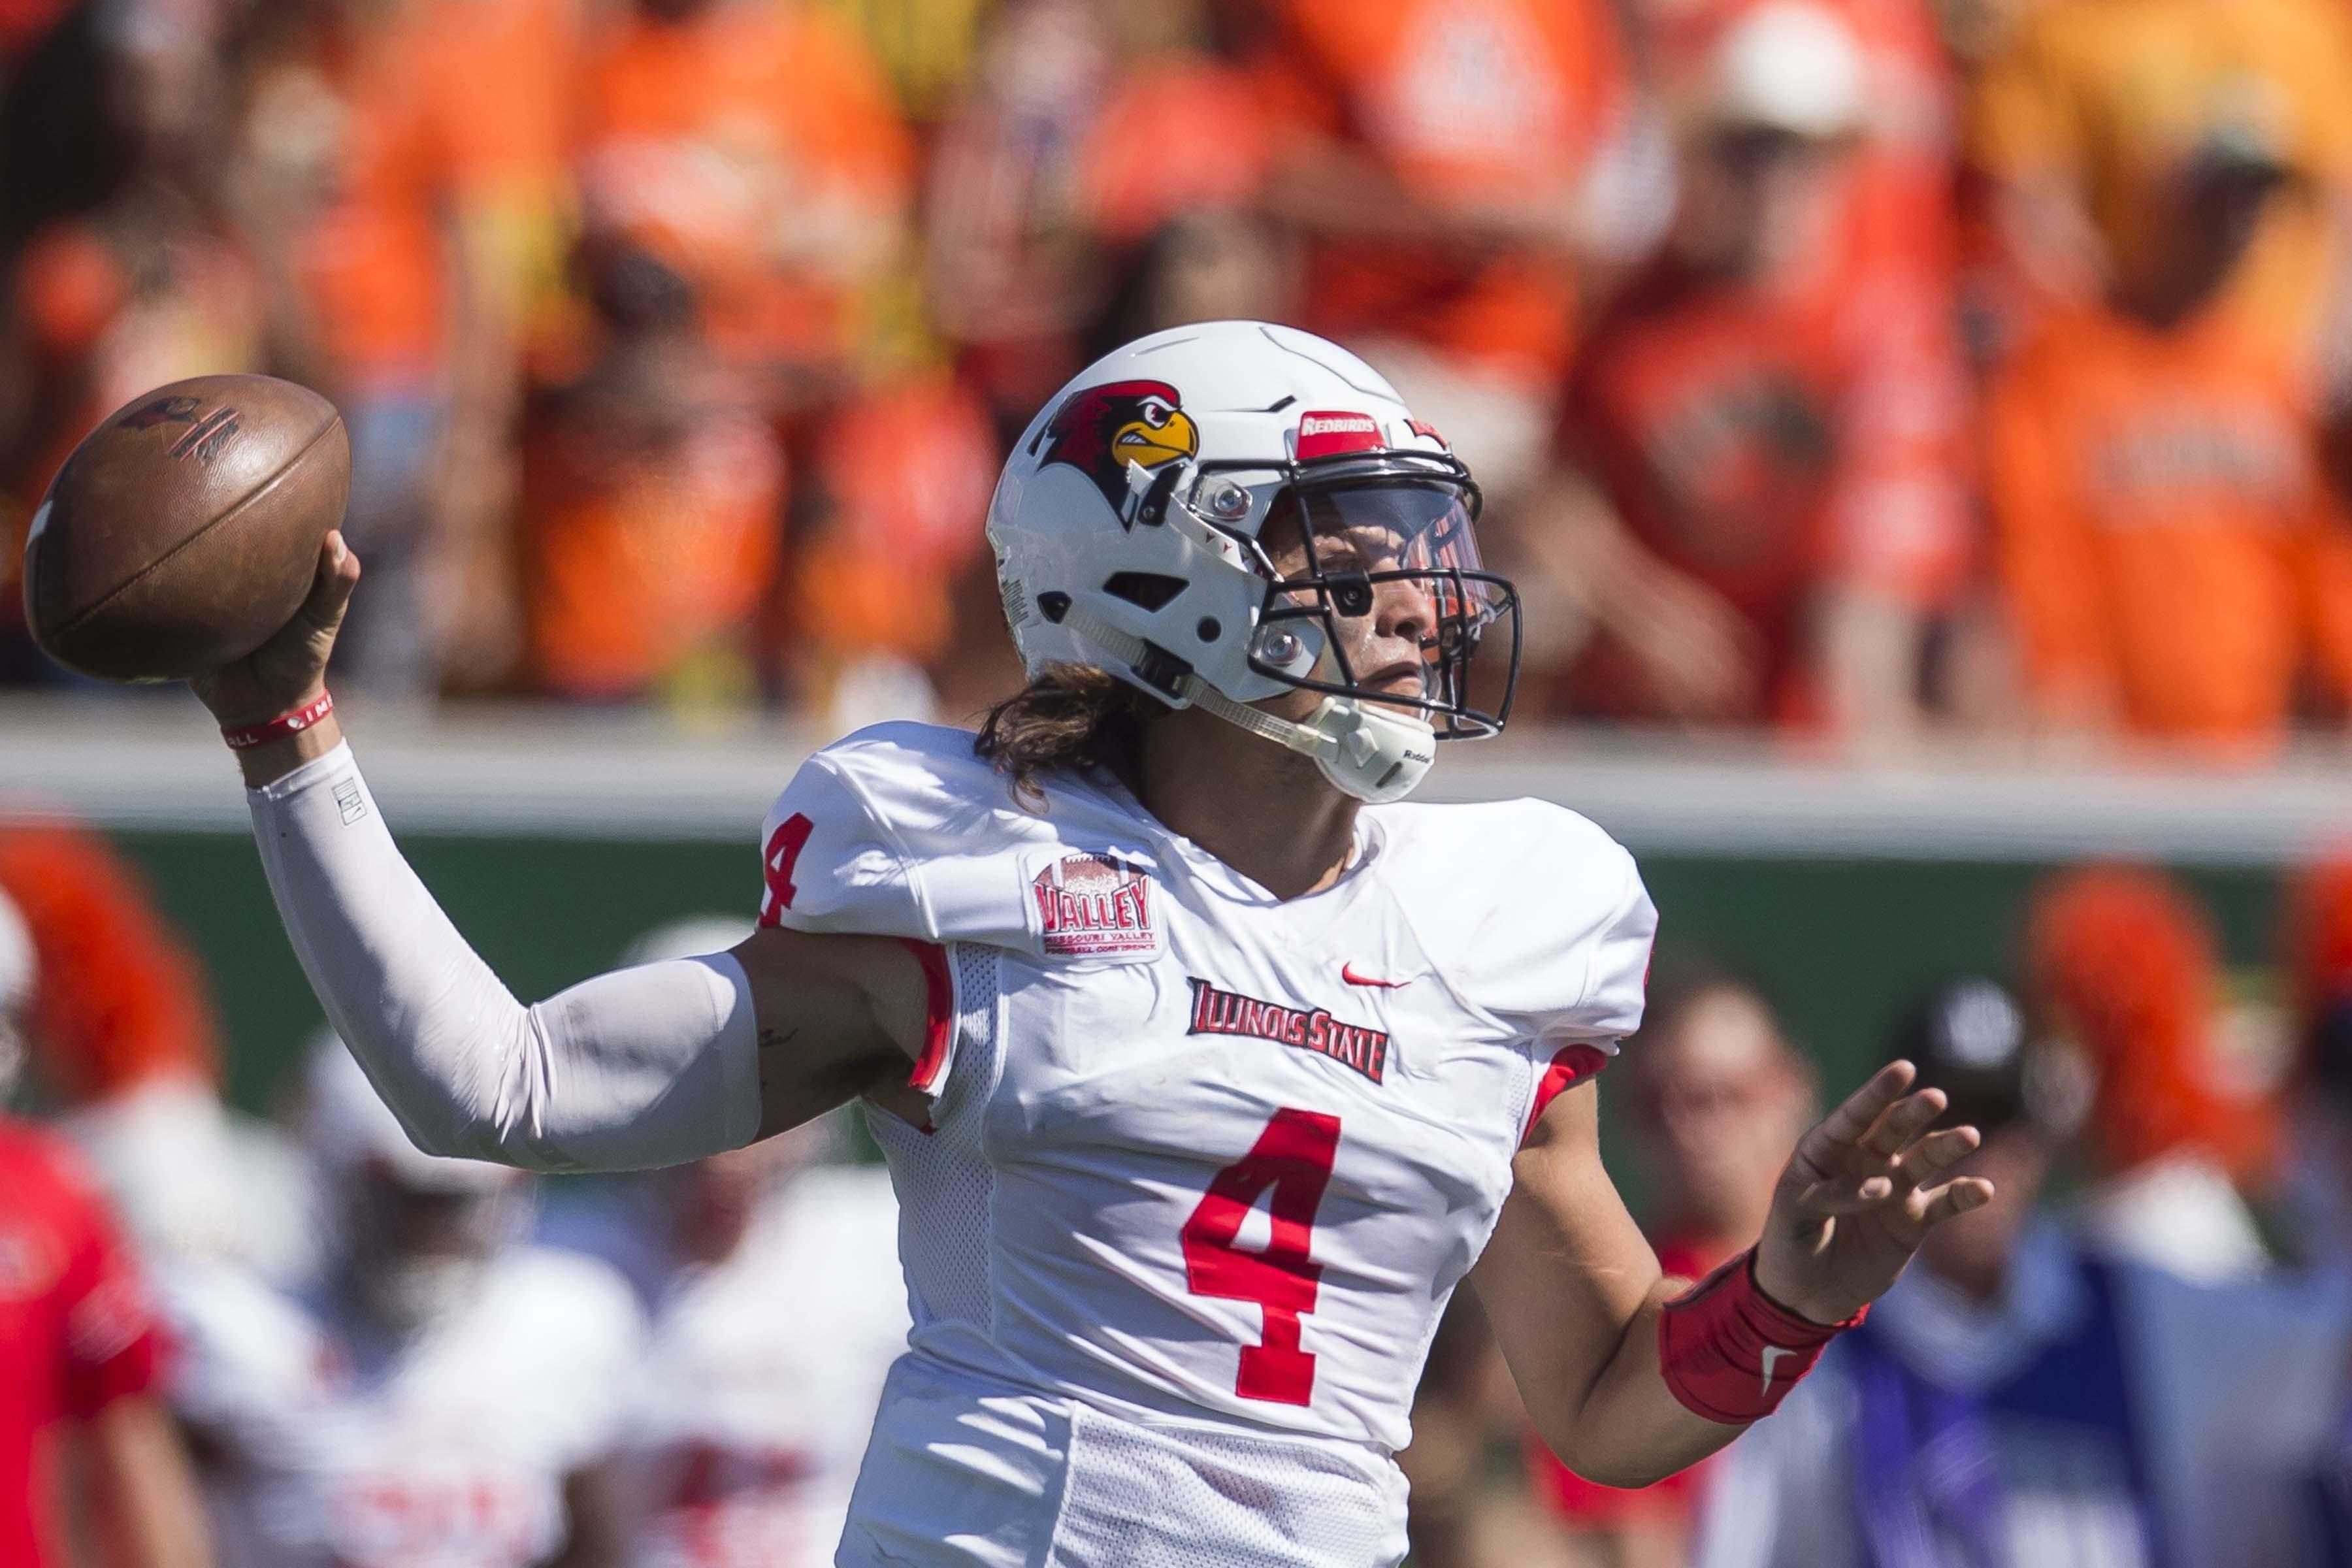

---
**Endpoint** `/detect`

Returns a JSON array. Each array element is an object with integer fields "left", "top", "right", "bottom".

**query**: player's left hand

[{"left": 1750, "top": 1060, "right": 1995, "bottom": 1326}]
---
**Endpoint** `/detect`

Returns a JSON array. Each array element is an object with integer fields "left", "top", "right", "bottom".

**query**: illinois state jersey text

[{"left": 1186, "top": 977, "right": 1392, "bottom": 1084}]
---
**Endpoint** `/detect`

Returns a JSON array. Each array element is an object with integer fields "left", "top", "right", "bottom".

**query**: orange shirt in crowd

[
  {"left": 1080, "top": 55, "right": 1276, "bottom": 246},
  {"left": 292, "top": 0, "right": 580, "bottom": 392},
  {"left": 1254, "top": 0, "right": 1631, "bottom": 386},
  {"left": 791, "top": 371, "right": 998, "bottom": 666},
  {"left": 1563, "top": 252, "right": 1973, "bottom": 726},
  {"left": 1989, "top": 303, "right": 2352, "bottom": 747},
  {"left": 522, "top": 387, "right": 785, "bottom": 700},
  {"left": 1972, "top": 0, "right": 2352, "bottom": 389},
  {"left": 575, "top": 1, "right": 915, "bottom": 376}
]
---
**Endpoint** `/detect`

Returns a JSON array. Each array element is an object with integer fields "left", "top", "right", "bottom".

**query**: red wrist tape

[
  {"left": 221, "top": 691, "right": 335, "bottom": 751},
  {"left": 1658, "top": 1247, "right": 1865, "bottom": 1424}
]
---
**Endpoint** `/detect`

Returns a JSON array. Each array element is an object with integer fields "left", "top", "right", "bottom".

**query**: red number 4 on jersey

[
  {"left": 1181, "top": 1108, "right": 1341, "bottom": 1407},
  {"left": 760, "top": 813, "right": 816, "bottom": 924}
]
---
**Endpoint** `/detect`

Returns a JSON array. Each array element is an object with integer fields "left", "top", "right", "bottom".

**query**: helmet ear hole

[{"left": 1102, "top": 572, "right": 1188, "bottom": 612}]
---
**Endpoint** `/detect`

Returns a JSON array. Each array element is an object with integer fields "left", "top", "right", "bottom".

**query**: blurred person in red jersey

[
  {"left": 2025, "top": 864, "right": 2278, "bottom": 1279},
  {"left": 1250, "top": 0, "right": 1667, "bottom": 501},
  {"left": 0, "top": 820, "right": 312, "bottom": 1281},
  {"left": 165, "top": 1039, "right": 641, "bottom": 1568},
  {"left": 0, "top": 881, "right": 214, "bottom": 1568},
  {"left": 1525, "top": 966, "right": 1817, "bottom": 1568},
  {"left": 923, "top": 0, "right": 1277, "bottom": 441},
  {"left": 1693, "top": 973, "right": 2345, "bottom": 1568},
  {"left": 0, "top": 0, "right": 266, "bottom": 673},
  {"left": 1987, "top": 118, "right": 2352, "bottom": 755},
  {"left": 1529, "top": 1, "right": 1971, "bottom": 734},
  {"left": 225, "top": 0, "right": 579, "bottom": 695},
  {"left": 1969, "top": 0, "right": 2352, "bottom": 399}
]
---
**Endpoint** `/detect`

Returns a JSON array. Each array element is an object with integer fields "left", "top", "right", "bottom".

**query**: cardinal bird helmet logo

[{"left": 1034, "top": 379, "right": 1199, "bottom": 524}]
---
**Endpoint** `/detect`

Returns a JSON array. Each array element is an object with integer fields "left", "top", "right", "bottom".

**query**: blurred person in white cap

[
  {"left": 1522, "top": 0, "right": 1970, "bottom": 738},
  {"left": 0, "top": 883, "right": 214, "bottom": 1568},
  {"left": 1694, "top": 975, "right": 2351, "bottom": 1568},
  {"left": 544, "top": 917, "right": 909, "bottom": 1568},
  {"left": 161, "top": 1037, "right": 642, "bottom": 1567}
]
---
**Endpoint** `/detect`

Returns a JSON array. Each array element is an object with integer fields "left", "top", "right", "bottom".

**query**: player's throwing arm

[
  {"left": 195, "top": 530, "right": 932, "bottom": 1169},
  {"left": 20, "top": 380, "right": 928, "bottom": 1171}
]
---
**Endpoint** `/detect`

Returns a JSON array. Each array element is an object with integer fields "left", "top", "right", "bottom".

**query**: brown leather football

[{"left": 24, "top": 374, "right": 350, "bottom": 683}]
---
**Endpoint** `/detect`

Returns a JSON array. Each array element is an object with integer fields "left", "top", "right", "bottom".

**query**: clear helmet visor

[{"left": 1245, "top": 476, "right": 1520, "bottom": 736}]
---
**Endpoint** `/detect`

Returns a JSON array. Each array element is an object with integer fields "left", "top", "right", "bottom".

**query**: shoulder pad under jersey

[
  {"left": 1371, "top": 798, "right": 1656, "bottom": 1053},
  {"left": 756, "top": 721, "right": 1068, "bottom": 949}
]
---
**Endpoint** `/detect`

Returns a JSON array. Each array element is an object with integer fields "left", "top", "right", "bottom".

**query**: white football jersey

[
  {"left": 758, "top": 723, "right": 1655, "bottom": 1567},
  {"left": 617, "top": 1166, "right": 911, "bottom": 1568},
  {"left": 163, "top": 1247, "right": 642, "bottom": 1568}
]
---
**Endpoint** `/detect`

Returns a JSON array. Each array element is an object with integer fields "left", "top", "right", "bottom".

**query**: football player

[
  {"left": 542, "top": 917, "right": 910, "bottom": 1568},
  {"left": 0, "top": 883, "right": 212, "bottom": 1568},
  {"left": 612, "top": 1131, "right": 907, "bottom": 1568},
  {"left": 164, "top": 1041, "right": 642, "bottom": 1567},
  {"left": 191, "top": 321, "right": 1995, "bottom": 1567}
]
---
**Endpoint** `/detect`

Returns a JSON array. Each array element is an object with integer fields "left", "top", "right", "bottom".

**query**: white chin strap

[
  {"left": 1060, "top": 606, "right": 1438, "bottom": 805},
  {"left": 1192, "top": 687, "right": 1437, "bottom": 805}
]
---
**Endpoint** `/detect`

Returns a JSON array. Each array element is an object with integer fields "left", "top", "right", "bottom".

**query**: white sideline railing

[{"left": 3, "top": 694, "right": 2349, "bottom": 862}]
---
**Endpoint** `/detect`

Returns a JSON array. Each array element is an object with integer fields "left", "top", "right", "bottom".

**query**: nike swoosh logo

[
  {"left": 1759, "top": 1344, "right": 1793, "bottom": 1396},
  {"left": 1342, "top": 964, "right": 1408, "bottom": 988}
]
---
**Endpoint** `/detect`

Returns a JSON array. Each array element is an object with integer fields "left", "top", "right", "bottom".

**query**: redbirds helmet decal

[{"left": 1033, "top": 379, "right": 1199, "bottom": 521}]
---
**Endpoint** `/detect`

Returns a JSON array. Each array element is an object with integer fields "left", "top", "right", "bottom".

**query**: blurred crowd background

[
  {"left": 14, "top": 0, "right": 2352, "bottom": 1563},
  {"left": 7, "top": 0, "right": 2352, "bottom": 750}
]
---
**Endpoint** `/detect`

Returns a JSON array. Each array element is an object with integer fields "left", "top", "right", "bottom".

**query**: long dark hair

[{"left": 975, "top": 664, "right": 1162, "bottom": 806}]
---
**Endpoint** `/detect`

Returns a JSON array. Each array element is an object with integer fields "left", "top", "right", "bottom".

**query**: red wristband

[
  {"left": 220, "top": 691, "right": 335, "bottom": 751},
  {"left": 1657, "top": 1247, "right": 1865, "bottom": 1424}
]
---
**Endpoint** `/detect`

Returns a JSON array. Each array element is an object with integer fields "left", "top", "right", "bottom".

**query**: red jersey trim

[
  {"left": 898, "top": 939, "right": 955, "bottom": 1094},
  {"left": 1523, "top": 1043, "right": 1610, "bottom": 1143}
]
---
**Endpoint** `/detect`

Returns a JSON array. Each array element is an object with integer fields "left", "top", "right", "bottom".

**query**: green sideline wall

[{"left": 101, "top": 832, "right": 2285, "bottom": 1166}]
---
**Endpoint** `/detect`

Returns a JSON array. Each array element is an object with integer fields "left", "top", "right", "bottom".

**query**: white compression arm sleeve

[{"left": 248, "top": 742, "right": 762, "bottom": 1171}]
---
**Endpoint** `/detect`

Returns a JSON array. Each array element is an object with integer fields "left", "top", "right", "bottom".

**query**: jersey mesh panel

[
  {"left": 1050, "top": 1407, "right": 1410, "bottom": 1567},
  {"left": 866, "top": 943, "right": 1000, "bottom": 1333}
]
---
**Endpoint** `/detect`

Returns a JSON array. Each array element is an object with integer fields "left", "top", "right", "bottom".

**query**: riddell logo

[
  {"left": 1186, "top": 977, "right": 1390, "bottom": 1083},
  {"left": 1034, "top": 853, "right": 1156, "bottom": 957}
]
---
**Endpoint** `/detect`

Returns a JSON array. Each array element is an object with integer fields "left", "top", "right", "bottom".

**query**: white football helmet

[{"left": 987, "top": 321, "right": 1522, "bottom": 803}]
